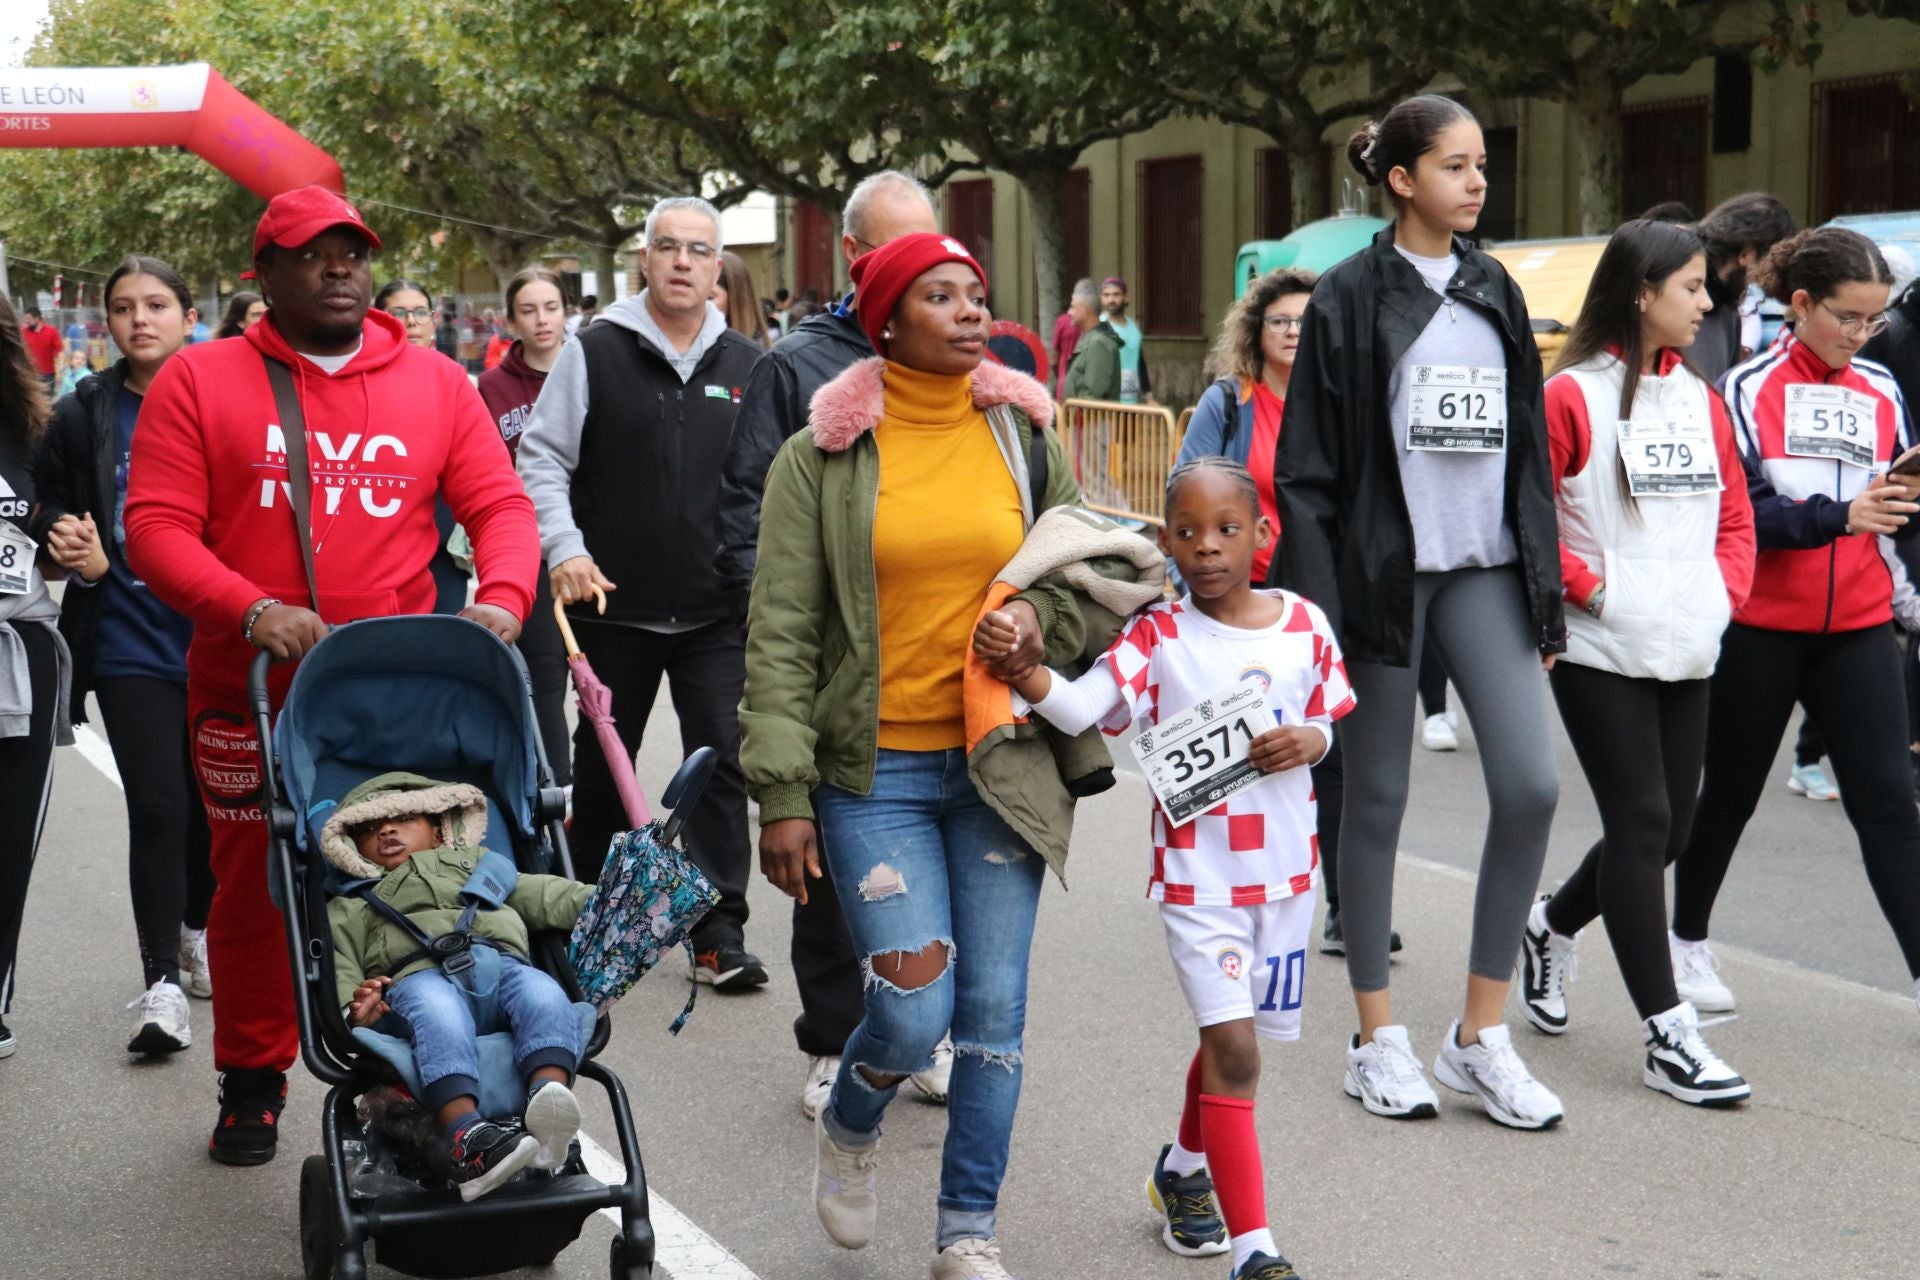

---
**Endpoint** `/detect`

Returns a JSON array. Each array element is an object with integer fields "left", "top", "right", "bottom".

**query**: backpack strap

[
  {"left": 262, "top": 355, "right": 321, "bottom": 609},
  {"left": 1210, "top": 377, "right": 1244, "bottom": 453}
]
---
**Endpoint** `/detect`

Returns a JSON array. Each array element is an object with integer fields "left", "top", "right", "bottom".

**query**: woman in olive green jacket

[{"left": 741, "top": 234, "right": 1081, "bottom": 1280}]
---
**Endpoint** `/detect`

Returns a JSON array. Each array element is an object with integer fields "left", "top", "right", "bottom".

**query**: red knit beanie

[{"left": 848, "top": 232, "right": 989, "bottom": 356}]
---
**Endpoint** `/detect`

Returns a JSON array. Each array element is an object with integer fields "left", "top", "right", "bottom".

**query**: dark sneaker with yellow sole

[
  {"left": 1145, "top": 1143, "right": 1228, "bottom": 1258},
  {"left": 210, "top": 1067, "right": 287, "bottom": 1166},
  {"left": 1235, "top": 1251, "right": 1302, "bottom": 1279}
]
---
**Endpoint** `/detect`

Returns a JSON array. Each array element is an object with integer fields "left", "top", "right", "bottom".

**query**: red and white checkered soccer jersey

[{"left": 1095, "top": 591, "right": 1355, "bottom": 907}]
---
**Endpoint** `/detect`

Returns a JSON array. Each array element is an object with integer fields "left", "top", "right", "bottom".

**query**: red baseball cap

[{"left": 252, "top": 185, "right": 382, "bottom": 259}]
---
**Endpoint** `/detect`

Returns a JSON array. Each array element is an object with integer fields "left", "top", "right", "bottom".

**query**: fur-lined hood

[
  {"left": 807, "top": 356, "right": 1055, "bottom": 454},
  {"left": 319, "top": 772, "right": 490, "bottom": 880}
]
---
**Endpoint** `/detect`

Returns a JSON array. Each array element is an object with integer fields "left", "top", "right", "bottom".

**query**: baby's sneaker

[
  {"left": 178, "top": 927, "right": 212, "bottom": 1000},
  {"left": 127, "top": 979, "right": 191, "bottom": 1056},
  {"left": 442, "top": 1118, "right": 539, "bottom": 1201},
  {"left": 524, "top": 1079, "right": 582, "bottom": 1171}
]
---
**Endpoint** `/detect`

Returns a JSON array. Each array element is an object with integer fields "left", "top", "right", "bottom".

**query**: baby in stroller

[{"left": 321, "top": 771, "right": 590, "bottom": 1202}]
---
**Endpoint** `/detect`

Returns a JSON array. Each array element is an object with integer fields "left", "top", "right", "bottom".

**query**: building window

[
  {"left": 945, "top": 178, "right": 996, "bottom": 282},
  {"left": 795, "top": 201, "right": 835, "bottom": 303},
  {"left": 1060, "top": 168, "right": 1091, "bottom": 287},
  {"left": 1620, "top": 98, "right": 1709, "bottom": 223},
  {"left": 1255, "top": 147, "right": 1292, "bottom": 240},
  {"left": 1813, "top": 74, "right": 1920, "bottom": 221},
  {"left": 1138, "top": 154, "right": 1204, "bottom": 337}
]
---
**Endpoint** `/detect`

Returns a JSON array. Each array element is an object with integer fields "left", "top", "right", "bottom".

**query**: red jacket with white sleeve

[
  {"left": 125, "top": 309, "right": 539, "bottom": 691},
  {"left": 1721, "top": 331, "right": 1916, "bottom": 634}
]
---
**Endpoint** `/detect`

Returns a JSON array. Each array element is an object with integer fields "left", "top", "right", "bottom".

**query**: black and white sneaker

[
  {"left": 692, "top": 942, "right": 770, "bottom": 990},
  {"left": 441, "top": 1117, "right": 540, "bottom": 1201},
  {"left": 0, "top": 1019, "right": 15, "bottom": 1059},
  {"left": 1518, "top": 896, "right": 1578, "bottom": 1035},
  {"left": 1643, "top": 1002, "right": 1750, "bottom": 1107}
]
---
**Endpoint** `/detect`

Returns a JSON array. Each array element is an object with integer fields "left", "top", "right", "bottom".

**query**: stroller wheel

[
  {"left": 609, "top": 1233, "right": 652, "bottom": 1279},
  {"left": 299, "top": 1155, "right": 337, "bottom": 1280}
]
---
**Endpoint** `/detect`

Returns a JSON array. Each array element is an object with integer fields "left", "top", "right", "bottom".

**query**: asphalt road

[{"left": 2, "top": 682, "right": 1914, "bottom": 1280}]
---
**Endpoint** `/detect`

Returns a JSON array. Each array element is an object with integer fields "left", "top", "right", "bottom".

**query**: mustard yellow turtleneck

[{"left": 871, "top": 360, "right": 1025, "bottom": 750}]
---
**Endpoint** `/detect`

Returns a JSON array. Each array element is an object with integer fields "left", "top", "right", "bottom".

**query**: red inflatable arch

[{"left": 0, "top": 62, "right": 343, "bottom": 198}]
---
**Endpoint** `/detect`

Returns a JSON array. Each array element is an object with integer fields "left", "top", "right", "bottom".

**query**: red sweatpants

[{"left": 189, "top": 674, "right": 296, "bottom": 1073}]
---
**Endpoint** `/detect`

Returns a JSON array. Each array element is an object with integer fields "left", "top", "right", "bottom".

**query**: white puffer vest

[{"left": 1555, "top": 354, "right": 1732, "bottom": 682}]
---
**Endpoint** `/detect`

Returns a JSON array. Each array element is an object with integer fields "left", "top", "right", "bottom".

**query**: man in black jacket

[
  {"left": 518, "top": 196, "right": 768, "bottom": 989},
  {"left": 1693, "top": 193, "right": 1796, "bottom": 386},
  {"left": 715, "top": 170, "right": 964, "bottom": 1113}
]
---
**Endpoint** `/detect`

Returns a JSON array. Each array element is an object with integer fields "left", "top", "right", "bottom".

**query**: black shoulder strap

[
  {"left": 262, "top": 355, "right": 320, "bottom": 609},
  {"left": 1028, "top": 416, "right": 1049, "bottom": 517}
]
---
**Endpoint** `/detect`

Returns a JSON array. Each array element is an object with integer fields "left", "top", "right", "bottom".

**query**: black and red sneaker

[
  {"left": 210, "top": 1067, "right": 288, "bottom": 1166},
  {"left": 439, "top": 1118, "right": 539, "bottom": 1201}
]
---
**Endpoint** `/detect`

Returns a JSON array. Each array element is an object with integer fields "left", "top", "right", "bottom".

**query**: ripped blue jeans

[{"left": 814, "top": 747, "right": 1046, "bottom": 1242}]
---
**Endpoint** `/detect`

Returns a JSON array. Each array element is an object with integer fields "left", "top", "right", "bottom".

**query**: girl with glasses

[
  {"left": 1666, "top": 227, "right": 1920, "bottom": 1020},
  {"left": 374, "top": 279, "right": 439, "bottom": 350}
]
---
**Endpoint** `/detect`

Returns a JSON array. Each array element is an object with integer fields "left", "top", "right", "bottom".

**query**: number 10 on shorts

[{"left": 1259, "top": 948, "right": 1305, "bottom": 1012}]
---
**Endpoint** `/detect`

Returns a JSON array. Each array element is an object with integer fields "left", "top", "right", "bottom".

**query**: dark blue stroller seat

[{"left": 255, "top": 615, "right": 657, "bottom": 1279}]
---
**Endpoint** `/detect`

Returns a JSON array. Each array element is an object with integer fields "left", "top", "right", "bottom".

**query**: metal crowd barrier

[{"left": 1057, "top": 398, "right": 1182, "bottom": 527}]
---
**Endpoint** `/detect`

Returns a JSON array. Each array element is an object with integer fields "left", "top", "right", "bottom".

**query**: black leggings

[
  {"left": 95, "top": 677, "right": 215, "bottom": 988},
  {"left": 1418, "top": 630, "right": 1450, "bottom": 720},
  {"left": 1544, "top": 664, "right": 1708, "bottom": 1018},
  {"left": 1672, "top": 622, "right": 1920, "bottom": 978},
  {"left": 1313, "top": 736, "right": 1345, "bottom": 915},
  {"left": 0, "top": 623, "right": 59, "bottom": 1016}
]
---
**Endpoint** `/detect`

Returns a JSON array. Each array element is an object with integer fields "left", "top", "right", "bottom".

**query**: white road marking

[
  {"left": 64, "top": 730, "right": 764, "bottom": 1280},
  {"left": 71, "top": 724, "right": 120, "bottom": 787},
  {"left": 579, "top": 1132, "right": 762, "bottom": 1279}
]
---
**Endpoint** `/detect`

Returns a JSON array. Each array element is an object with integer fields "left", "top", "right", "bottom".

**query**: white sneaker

[
  {"left": 1517, "top": 896, "right": 1579, "bottom": 1035},
  {"left": 1343, "top": 1025, "right": 1439, "bottom": 1119},
  {"left": 524, "top": 1079, "right": 582, "bottom": 1170},
  {"left": 909, "top": 1034, "right": 954, "bottom": 1103},
  {"left": 813, "top": 1106, "right": 879, "bottom": 1249},
  {"left": 178, "top": 927, "right": 212, "bottom": 1000},
  {"left": 932, "top": 1237, "right": 1015, "bottom": 1279},
  {"left": 127, "top": 979, "right": 191, "bottom": 1055},
  {"left": 1421, "top": 713, "right": 1458, "bottom": 752},
  {"left": 1670, "top": 934, "right": 1736, "bottom": 1012},
  {"left": 801, "top": 1054, "right": 840, "bottom": 1122},
  {"left": 1643, "top": 1003, "right": 1750, "bottom": 1106},
  {"left": 1432, "top": 1021, "right": 1564, "bottom": 1130},
  {"left": 1786, "top": 762, "right": 1839, "bottom": 800}
]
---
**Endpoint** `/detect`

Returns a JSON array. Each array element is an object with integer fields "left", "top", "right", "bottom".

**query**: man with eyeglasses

[{"left": 517, "top": 195, "right": 768, "bottom": 992}]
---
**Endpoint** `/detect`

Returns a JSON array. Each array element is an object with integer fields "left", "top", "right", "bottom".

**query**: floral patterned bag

[{"left": 568, "top": 822, "right": 719, "bottom": 1032}]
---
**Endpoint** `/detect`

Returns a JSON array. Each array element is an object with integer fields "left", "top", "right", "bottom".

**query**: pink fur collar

[{"left": 808, "top": 357, "right": 1055, "bottom": 453}]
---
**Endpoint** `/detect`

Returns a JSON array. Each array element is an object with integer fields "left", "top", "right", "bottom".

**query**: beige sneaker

[
  {"left": 909, "top": 1034, "right": 953, "bottom": 1103},
  {"left": 932, "top": 1237, "right": 1015, "bottom": 1279},
  {"left": 812, "top": 1107, "right": 878, "bottom": 1249}
]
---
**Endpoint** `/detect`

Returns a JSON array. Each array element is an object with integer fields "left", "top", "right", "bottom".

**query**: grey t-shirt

[{"left": 1387, "top": 247, "right": 1517, "bottom": 573}]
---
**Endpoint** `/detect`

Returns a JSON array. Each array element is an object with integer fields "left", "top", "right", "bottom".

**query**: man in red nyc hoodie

[{"left": 125, "top": 187, "right": 539, "bottom": 1165}]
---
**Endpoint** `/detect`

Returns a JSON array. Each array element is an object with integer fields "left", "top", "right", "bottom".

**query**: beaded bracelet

[{"left": 243, "top": 597, "right": 282, "bottom": 645}]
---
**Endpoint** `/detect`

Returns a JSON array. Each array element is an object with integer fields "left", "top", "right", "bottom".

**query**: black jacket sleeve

[
  {"left": 1272, "top": 287, "right": 1346, "bottom": 628},
  {"left": 716, "top": 347, "right": 802, "bottom": 609},
  {"left": 28, "top": 391, "right": 89, "bottom": 542}
]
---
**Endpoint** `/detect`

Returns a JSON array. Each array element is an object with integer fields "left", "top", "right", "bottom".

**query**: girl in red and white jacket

[
  {"left": 1668, "top": 227, "right": 1920, "bottom": 1019},
  {"left": 1514, "top": 219, "right": 1756, "bottom": 1108}
]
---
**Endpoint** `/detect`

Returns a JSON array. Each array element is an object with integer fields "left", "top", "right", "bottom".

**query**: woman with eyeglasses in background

[
  {"left": 1667, "top": 227, "right": 1920, "bottom": 1020},
  {"left": 378, "top": 278, "right": 470, "bottom": 612}
]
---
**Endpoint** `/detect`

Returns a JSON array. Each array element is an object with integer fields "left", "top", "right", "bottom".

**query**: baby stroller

[{"left": 253, "top": 615, "right": 696, "bottom": 1279}]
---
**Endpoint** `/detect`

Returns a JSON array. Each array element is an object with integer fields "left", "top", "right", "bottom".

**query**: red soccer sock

[
  {"left": 1198, "top": 1093, "right": 1268, "bottom": 1239},
  {"left": 1176, "top": 1049, "right": 1205, "bottom": 1153}
]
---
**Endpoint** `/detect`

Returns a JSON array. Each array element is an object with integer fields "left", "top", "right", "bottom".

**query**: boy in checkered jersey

[{"left": 975, "top": 457, "right": 1352, "bottom": 1280}]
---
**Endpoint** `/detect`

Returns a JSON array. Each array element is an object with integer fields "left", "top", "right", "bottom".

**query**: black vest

[{"left": 569, "top": 322, "right": 760, "bottom": 625}]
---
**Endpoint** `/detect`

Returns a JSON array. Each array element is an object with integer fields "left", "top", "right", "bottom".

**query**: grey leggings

[{"left": 1338, "top": 567, "right": 1559, "bottom": 992}]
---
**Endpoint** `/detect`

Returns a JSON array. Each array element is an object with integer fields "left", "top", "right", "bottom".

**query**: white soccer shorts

[{"left": 1160, "top": 891, "right": 1315, "bottom": 1042}]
